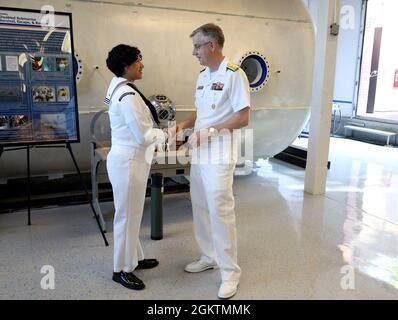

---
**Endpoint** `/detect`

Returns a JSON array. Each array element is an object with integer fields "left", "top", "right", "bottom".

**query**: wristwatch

[{"left": 208, "top": 127, "right": 217, "bottom": 137}]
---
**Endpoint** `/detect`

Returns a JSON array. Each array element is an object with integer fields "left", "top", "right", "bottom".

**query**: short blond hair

[{"left": 190, "top": 23, "right": 225, "bottom": 48}]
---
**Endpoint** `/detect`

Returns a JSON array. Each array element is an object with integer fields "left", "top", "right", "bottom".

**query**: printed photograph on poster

[
  {"left": 32, "top": 86, "right": 56, "bottom": 103},
  {"left": 31, "top": 56, "right": 56, "bottom": 72},
  {"left": 55, "top": 57, "right": 69, "bottom": 72},
  {"left": 5, "top": 55, "right": 18, "bottom": 72},
  {"left": 40, "top": 113, "right": 66, "bottom": 135},
  {"left": 0, "top": 115, "right": 29, "bottom": 130},
  {"left": 0, "top": 7, "right": 78, "bottom": 146},
  {"left": 56, "top": 86, "right": 70, "bottom": 102},
  {"left": 0, "top": 85, "right": 22, "bottom": 103}
]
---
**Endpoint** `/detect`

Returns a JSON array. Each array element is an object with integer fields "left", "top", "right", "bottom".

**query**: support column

[
  {"left": 305, "top": 0, "right": 341, "bottom": 195},
  {"left": 151, "top": 173, "right": 164, "bottom": 240}
]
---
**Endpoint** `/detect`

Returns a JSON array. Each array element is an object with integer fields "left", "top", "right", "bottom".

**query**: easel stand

[{"left": 0, "top": 142, "right": 109, "bottom": 246}]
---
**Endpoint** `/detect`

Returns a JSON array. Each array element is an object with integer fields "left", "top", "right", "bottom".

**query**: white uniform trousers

[
  {"left": 190, "top": 162, "right": 241, "bottom": 282},
  {"left": 106, "top": 145, "right": 152, "bottom": 273}
]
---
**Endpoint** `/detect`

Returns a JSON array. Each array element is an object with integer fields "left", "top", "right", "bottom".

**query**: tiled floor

[{"left": 1, "top": 137, "right": 398, "bottom": 299}]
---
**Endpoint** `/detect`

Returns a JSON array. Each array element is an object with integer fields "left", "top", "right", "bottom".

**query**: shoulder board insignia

[
  {"left": 200, "top": 68, "right": 206, "bottom": 73},
  {"left": 226, "top": 62, "right": 239, "bottom": 72},
  {"left": 118, "top": 91, "right": 135, "bottom": 102}
]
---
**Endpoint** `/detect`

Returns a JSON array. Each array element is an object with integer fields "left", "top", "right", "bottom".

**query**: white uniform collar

[
  {"left": 104, "top": 77, "right": 131, "bottom": 105},
  {"left": 203, "top": 57, "right": 229, "bottom": 78}
]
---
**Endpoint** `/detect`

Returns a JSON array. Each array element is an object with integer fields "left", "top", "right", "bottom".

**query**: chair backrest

[{"left": 90, "top": 110, "right": 111, "bottom": 148}]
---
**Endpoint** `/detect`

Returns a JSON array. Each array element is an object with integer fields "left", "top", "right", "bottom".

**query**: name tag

[
  {"left": 211, "top": 82, "right": 224, "bottom": 91},
  {"left": 197, "top": 85, "right": 204, "bottom": 90}
]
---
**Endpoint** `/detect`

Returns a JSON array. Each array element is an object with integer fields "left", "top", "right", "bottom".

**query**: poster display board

[{"left": 0, "top": 7, "right": 79, "bottom": 145}]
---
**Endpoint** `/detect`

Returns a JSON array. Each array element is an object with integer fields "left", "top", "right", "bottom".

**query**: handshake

[
  {"left": 155, "top": 122, "right": 190, "bottom": 152},
  {"left": 156, "top": 122, "right": 216, "bottom": 152}
]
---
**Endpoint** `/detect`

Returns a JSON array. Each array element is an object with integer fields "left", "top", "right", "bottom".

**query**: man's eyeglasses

[{"left": 193, "top": 41, "right": 211, "bottom": 51}]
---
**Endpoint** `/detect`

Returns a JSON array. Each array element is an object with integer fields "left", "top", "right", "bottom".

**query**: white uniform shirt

[
  {"left": 194, "top": 57, "right": 250, "bottom": 131},
  {"left": 104, "top": 77, "right": 165, "bottom": 149}
]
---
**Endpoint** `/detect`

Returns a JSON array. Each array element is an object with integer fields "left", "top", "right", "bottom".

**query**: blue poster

[{"left": 0, "top": 7, "right": 79, "bottom": 145}]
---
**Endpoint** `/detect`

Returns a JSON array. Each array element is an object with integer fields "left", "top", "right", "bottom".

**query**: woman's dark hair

[{"left": 106, "top": 44, "right": 142, "bottom": 77}]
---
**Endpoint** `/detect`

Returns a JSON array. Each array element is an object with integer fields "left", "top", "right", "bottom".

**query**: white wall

[
  {"left": 333, "top": 0, "right": 363, "bottom": 117},
  {"left": 304, "top": 0, "right": 398, "bottom": 143},
  {"left": 305, "top": 0, "right": 363, "bottom": 117}
]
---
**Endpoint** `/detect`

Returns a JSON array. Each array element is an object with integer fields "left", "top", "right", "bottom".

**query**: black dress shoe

[
  {"left": 136, "top": 259, "right": 159, "bottom": 270},
  {"left": 112, "top": 271, "right": 145, "bottom": 290}
]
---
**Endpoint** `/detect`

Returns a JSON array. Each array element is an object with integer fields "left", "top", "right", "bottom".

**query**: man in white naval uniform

[
  {"left": 177, "top": 23, "right": 250, "bottom": 299},
  {"left": 105, "top": 44, "right": 168, "bottom": 290}
]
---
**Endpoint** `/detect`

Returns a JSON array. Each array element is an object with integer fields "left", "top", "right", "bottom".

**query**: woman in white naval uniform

[
  {"left": 105, "top": 44, "right": 167, "bottom": 290},
  {"left": 177, "top": 24, "right": 250, "bottom": 299}
]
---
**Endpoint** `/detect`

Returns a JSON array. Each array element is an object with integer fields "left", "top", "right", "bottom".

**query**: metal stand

[
  {"left": 0, "top": 143, "right": 109, "bottom": 246},
  {"left": 27, "top": 145, "right": 31, "bottom": 225},
  {"left": 0, "top": 145, "right": 32, "bottom": 223},
  {"left": 150, "top": 173, "right": 163, "bottom": 240},
  {"left": 65, "top": 142, "right": 109, "bottom": 246}
]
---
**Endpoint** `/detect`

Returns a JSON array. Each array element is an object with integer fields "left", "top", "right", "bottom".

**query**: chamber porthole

[{"left": 238, "top": 51, "right": 270, "bottom": 92}]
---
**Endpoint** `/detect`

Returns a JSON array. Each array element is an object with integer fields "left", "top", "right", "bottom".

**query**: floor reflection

[{"left": 261, "top": 137, "right": 398, "bottom": 293}]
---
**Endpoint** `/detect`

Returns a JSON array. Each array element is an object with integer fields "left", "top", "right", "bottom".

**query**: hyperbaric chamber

[
  {"left": 0, "top": 0, "right": 314, "bottom": 178},
  {"left": 101, "top": 0, "right": 314, "bottom": 159}
]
